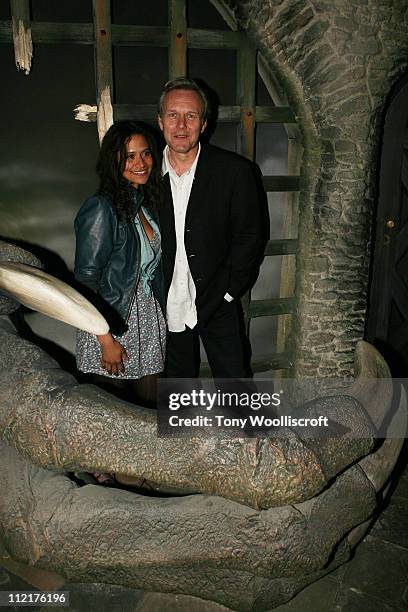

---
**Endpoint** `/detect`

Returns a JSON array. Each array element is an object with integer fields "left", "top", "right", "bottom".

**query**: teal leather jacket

[{"left": 74, "top": 191, "right": 163, "bottom": 333}]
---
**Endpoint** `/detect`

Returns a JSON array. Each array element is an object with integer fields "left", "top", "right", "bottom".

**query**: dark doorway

[{"left": 368, "top": 72, "right": 408, "bottom": 376}]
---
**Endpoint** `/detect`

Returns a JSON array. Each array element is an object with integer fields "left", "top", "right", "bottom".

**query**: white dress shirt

[{"left": 162, "top": 144, "right": 201, "bottom": 332}]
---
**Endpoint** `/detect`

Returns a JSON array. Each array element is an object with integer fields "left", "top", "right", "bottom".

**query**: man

[{"left": 157, "top": 77, "right": 263, "bottom": 378}]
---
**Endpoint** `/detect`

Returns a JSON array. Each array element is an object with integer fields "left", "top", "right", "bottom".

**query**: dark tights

[{"left": 84, "top": 372, "right": 160, "bottom": 409}]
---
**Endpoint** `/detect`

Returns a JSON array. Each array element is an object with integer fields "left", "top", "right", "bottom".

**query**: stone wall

[{"left": 227, "top": 0, "right": 408, "bottom": 376}]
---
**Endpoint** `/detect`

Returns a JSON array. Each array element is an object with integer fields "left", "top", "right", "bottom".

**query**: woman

[{"left": 74, "top": 120, "right": 165, "bottom": 407}]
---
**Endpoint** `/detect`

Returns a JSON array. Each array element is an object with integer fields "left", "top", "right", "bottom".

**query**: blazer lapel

[
  {"left": 160, "top": 173, "right": 175, "bottom": 233},
  {"left": 159, "top": 173, "right": 177, "bottom": 281},
  {"left": 185, "top": 144, "right": 212, "bottom": 225}
]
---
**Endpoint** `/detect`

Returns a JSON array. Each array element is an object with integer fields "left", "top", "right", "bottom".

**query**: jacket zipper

[{"left": 125, "top": 216, "right": 141, "bottom": 324}]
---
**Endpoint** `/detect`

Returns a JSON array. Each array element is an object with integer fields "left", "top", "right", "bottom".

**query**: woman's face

[{"left": 122, "top": 134, "right": 154, "bottom": 188}]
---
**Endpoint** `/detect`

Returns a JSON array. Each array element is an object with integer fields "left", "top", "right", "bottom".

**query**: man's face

[{"left": 158, "top": 89, "right": 207, "bottom": 155}]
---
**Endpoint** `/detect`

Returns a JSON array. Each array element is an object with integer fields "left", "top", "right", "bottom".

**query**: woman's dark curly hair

[{"left": 96, "top": 120, "right": 162, "bottom": 221}]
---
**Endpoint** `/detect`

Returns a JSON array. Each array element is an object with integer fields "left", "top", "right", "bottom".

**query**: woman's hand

[{"left": 97, "top": 332, "right": 128, "bottom": 376}]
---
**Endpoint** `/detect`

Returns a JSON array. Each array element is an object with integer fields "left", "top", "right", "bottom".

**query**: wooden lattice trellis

[{"left": 1, "top": 0, "right": 302, "bottom": 374}]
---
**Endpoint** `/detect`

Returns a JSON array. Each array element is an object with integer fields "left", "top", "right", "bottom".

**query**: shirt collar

[{"left": 162, "top": 142, "right": 201, "bottom": 178}]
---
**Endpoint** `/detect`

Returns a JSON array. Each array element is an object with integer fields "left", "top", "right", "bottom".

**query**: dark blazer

[{"left": 158, "top": 143, "right": 263, "bottom": 327}]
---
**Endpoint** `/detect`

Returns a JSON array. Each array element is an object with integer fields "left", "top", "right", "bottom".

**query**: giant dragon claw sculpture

[{"left": 0, "top": 240, "right": 406, "bottom": 610}]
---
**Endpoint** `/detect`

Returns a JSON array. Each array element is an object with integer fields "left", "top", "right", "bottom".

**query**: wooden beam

[
  {"left": 168, "top": 0, "right": 187, "bottom": 79},
  {"left": 93, "top": 0, "right": 113, "bottom": 142},
  {"left": 218, "top": 106, "right": 296, "bottom": 123},
  {"left": 10, "top": 0, "right": 32, "bottom": 74},
  {"left": 236, "top": 36, "right": 256, "bottom": 160},
  {"left": 264, "top": 239, "right": 298, "bottom": 256},
  {"left": 215, "top": 105, "right": 241, "bottom": 121},
  {"left": 113, "top": 104, "right": 158, "bottom": 122},
  {"left": 0, "top": 22, "right": 169, "bottom": 45},
  {"left": 73, "top": 104, "right": 297, "bottom": 129},
  {"left": 0, "top": 22, "right": 243, "bottom": 50},
  {"left": 251, "top": 352, "right": 293, "bottom": 372},
  {"left": 74, "top": 103, "right": 161, "bottom": 124},
  {"left": 256, "top": 106, "right": 296, "bottom": 123},
  {"left": 199, "top": 351, "right": 292, "bottom": 376},
  {"left": 262, "top": 175, "right": 300, "bottom": 192},
  {"left": 235, "top": 37, "right": 257, "bottom": 329},
  {"left": 112, "top": 24, "right": 168, "bottom": 46},
  {"left": 74, "top": 104, "right": 97, "bottom": 122},
  {"left": 0, "top": 21, "right": 93, "bottom": 44},
  {"left": 236, "top": 33, "right": 257, "bottom": 334},
  {"left": 249, "top": 298, "right": 294, "bottom": 318},
  {"left": 187, "top": 28, "right": 242, "bottom": 49},
  {"left": 257, "top": 53, "right": 300, "bottom": 140},
  {"left": 276, "top": 139, "right": 302, "bottom": 361}
]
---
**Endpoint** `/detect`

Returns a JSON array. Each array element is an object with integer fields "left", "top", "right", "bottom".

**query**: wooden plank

[
  {"left": 264, "top": 239, "right": 298, "bottom": 256},
  {"left": 236, "top": 37, "right": 256, "bottom": 327},
  {"left": 0, "top": 22, "right": 247, "bottom": 51},
  {"left": 218, "top": 106, "right": 296, "bottom": 123},
  {"left": 215, "top": 106, "right": 240, "bottom": 121},
  {"left": 168, "top": 0, "right": 187, "bottom": 79},
  {"left": 236, "top": 36, "right": 256, "bottom": 160},
  {"left": 0, "top": 22, "right": 296, "bottom": 67},
  {"left": 257, "top": 53, "right": 299, "bottom": 139},
  {"left": 75, "top": 104, "right": 168, "bottom": 124},
  {"left": 10, "top": 0, "right": 32, "bottom": 74},
  {"left": 249, "top": 298, "right": 294, "bottom": 318},
  {"left": 112, "top": 25, "right": 168, "bottom": 46},
  {"left": 251, "top": 352, "right": 293, "bottom": 372},
  {"left": 0, "top": 22, "right": 169, "bottom": 45},
  {"left": 93, "top": 0, "right": 113, "bottom": 142},
  {"left": 187, "top": 28, "right": 242, "bottom": 49},
  {"left": 235, "top": 38, "right": 256, "bottom": 329},
  {"left": 0, "top": 21, "right": 87, "bottom": 44},
  {"left": 73, "top": 103, "right": 173, "bottom": 123},
  {"left": 74, "top": 104, "right": 97, "bottom": 122},
  {"left": 199, "top": 352, "right": 292, "bottom": 376},
  {"left": 114, "top": 104, "right": 158, "bottom": 122},
  {"left": 262, "top": 175, "right": 300, "bottom": 192},
  {"left": 256, "top": 106, "right": 297, "bottom": 123},
  {"left": 73, "top": 104, "right": 299, "bottom": 128},
  {"left": 31, "top": 21, "right": 91, "bottom": 44},
  {"left": 74, "top": 103, "right": 240, "bottom": 122},
  {"left": 276, "top": 139, "right": 301, "bottom": 362}
]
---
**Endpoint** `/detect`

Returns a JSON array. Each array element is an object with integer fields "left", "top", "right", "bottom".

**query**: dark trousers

[{"left": 165, "top": 299, "right": 250, "bottom": 378}]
